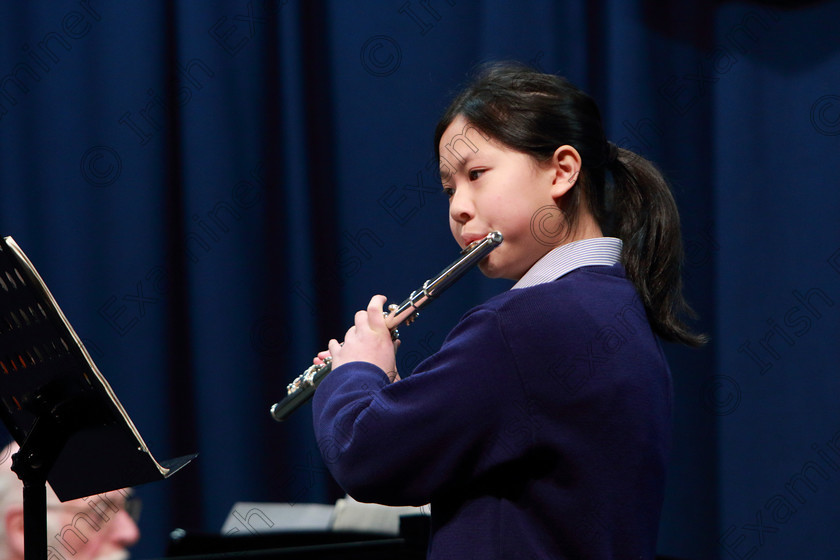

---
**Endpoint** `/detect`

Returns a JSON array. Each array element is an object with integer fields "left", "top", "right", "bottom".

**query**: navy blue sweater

[{"left": 313, "top": 265, "right": 672, "bottom": 559}]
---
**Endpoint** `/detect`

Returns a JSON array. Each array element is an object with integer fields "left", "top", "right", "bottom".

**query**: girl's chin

[
  {"left": 477, "top": 259, "right": 494, "bottom": 277},
  {"left": 477, "top": 258, "right": 509, "bottom": 280}
]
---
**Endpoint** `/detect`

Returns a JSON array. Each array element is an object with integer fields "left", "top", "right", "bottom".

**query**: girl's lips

[{"left": 462, "top": 233, "right": 486, "bottom": 247}]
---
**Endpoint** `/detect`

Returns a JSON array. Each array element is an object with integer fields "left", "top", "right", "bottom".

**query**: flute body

[{"left": 270, "top": 231, "right": 503, "bottom": 422}]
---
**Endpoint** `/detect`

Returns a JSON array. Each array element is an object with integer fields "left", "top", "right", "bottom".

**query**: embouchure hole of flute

[{"left": 269, "top": 231, "right": 503, "bottom": 422}]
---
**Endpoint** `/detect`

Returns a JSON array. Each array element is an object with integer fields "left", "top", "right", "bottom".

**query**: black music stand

[{"left": 0, "top": 236, "right": 196, "bottom": 560}]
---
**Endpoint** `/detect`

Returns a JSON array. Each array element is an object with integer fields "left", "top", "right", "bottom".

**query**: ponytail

[{"left": 609, "top": 148, "right": 708, "bottom": 347}]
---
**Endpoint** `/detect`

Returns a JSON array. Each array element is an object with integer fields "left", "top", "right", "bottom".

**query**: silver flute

[{"left": 270, "top": 231, "right": 503, "bottom": 421}]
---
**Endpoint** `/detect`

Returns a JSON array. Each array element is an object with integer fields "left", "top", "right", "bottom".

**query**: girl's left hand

[{"left": 327, "top": 295, "right": 401, "bottom": 382}]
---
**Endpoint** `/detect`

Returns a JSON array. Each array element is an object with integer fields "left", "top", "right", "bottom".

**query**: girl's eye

[
  {"left": 442, "top": 187, "right": 455, "bottom": 199},
  {"left": 468, "top": 169, "right": 485, "bottom": 180}
]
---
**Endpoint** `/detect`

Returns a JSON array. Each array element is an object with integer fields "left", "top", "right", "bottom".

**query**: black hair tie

[{"left": 606, "top": 141, "right": 619, "bottom": 166}]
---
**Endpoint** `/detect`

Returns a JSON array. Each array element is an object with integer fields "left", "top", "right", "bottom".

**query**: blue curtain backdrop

[{"left": 1, "top": 1, "right": 838, "bottom": 558}]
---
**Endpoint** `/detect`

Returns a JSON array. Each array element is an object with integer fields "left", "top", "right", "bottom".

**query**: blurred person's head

[{"left": 0, "top": 442, "right": 140, "bottom": 560}]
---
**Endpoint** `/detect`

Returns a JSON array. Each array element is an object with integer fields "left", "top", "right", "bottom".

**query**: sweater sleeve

[{"left": 312, "top": 306, "right": 527, "bottom": 506}]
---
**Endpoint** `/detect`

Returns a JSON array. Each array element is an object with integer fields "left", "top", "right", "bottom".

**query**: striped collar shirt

[{"left": 512, "top": 237, "right": 623, "bottom": 290}]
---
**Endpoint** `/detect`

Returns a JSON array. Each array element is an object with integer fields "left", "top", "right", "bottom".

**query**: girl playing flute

[{"left": 312, "top": 61, "right": 705, "bottom": 560}]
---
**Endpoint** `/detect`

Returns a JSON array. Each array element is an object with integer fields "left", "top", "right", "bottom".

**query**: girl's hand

[
  {"left": 313, "top": 349, "right": 331, "bottom": 366},
  {"left": 325, "top": 295, "right": 401, "bottom": 382}
]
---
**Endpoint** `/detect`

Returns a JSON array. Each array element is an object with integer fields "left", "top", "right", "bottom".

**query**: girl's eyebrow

[{"left": 439, "top": 152, "right": 481, "bottom": 181}]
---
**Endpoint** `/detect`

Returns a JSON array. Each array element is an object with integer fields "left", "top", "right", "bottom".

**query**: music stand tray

[{"left": 0, "top": 236, "right": 195, "bottom": 560}]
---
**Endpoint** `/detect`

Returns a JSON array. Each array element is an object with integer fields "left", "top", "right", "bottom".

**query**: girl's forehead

[{"left": 439, "top": 119, "right": 498, "bottom": 162}]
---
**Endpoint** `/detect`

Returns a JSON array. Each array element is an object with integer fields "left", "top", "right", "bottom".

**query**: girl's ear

[{"left": 547, "top": 145, "right": 582, "bottom": 200}]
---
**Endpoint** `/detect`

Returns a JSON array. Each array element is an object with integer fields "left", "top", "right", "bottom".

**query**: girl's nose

[{"left": 449, "top": 187, "right": 474, "bottom": 224}]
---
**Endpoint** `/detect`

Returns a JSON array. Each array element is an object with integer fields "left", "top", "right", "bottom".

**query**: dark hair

[{"left": 435, "top": 62, "right": 706, "bottom": 347}]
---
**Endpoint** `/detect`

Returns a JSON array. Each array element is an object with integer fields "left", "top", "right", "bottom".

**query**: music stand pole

[
  {"left": 21, "top": 478, "right": 47, "bottom": 560},
  {"left": 11, "top": 429, "right": 58, "bottom": 560}
]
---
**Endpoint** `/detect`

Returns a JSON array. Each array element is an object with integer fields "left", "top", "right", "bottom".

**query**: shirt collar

[{"left": 512, "top": 237, "right": 623, "bottom": 289}]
